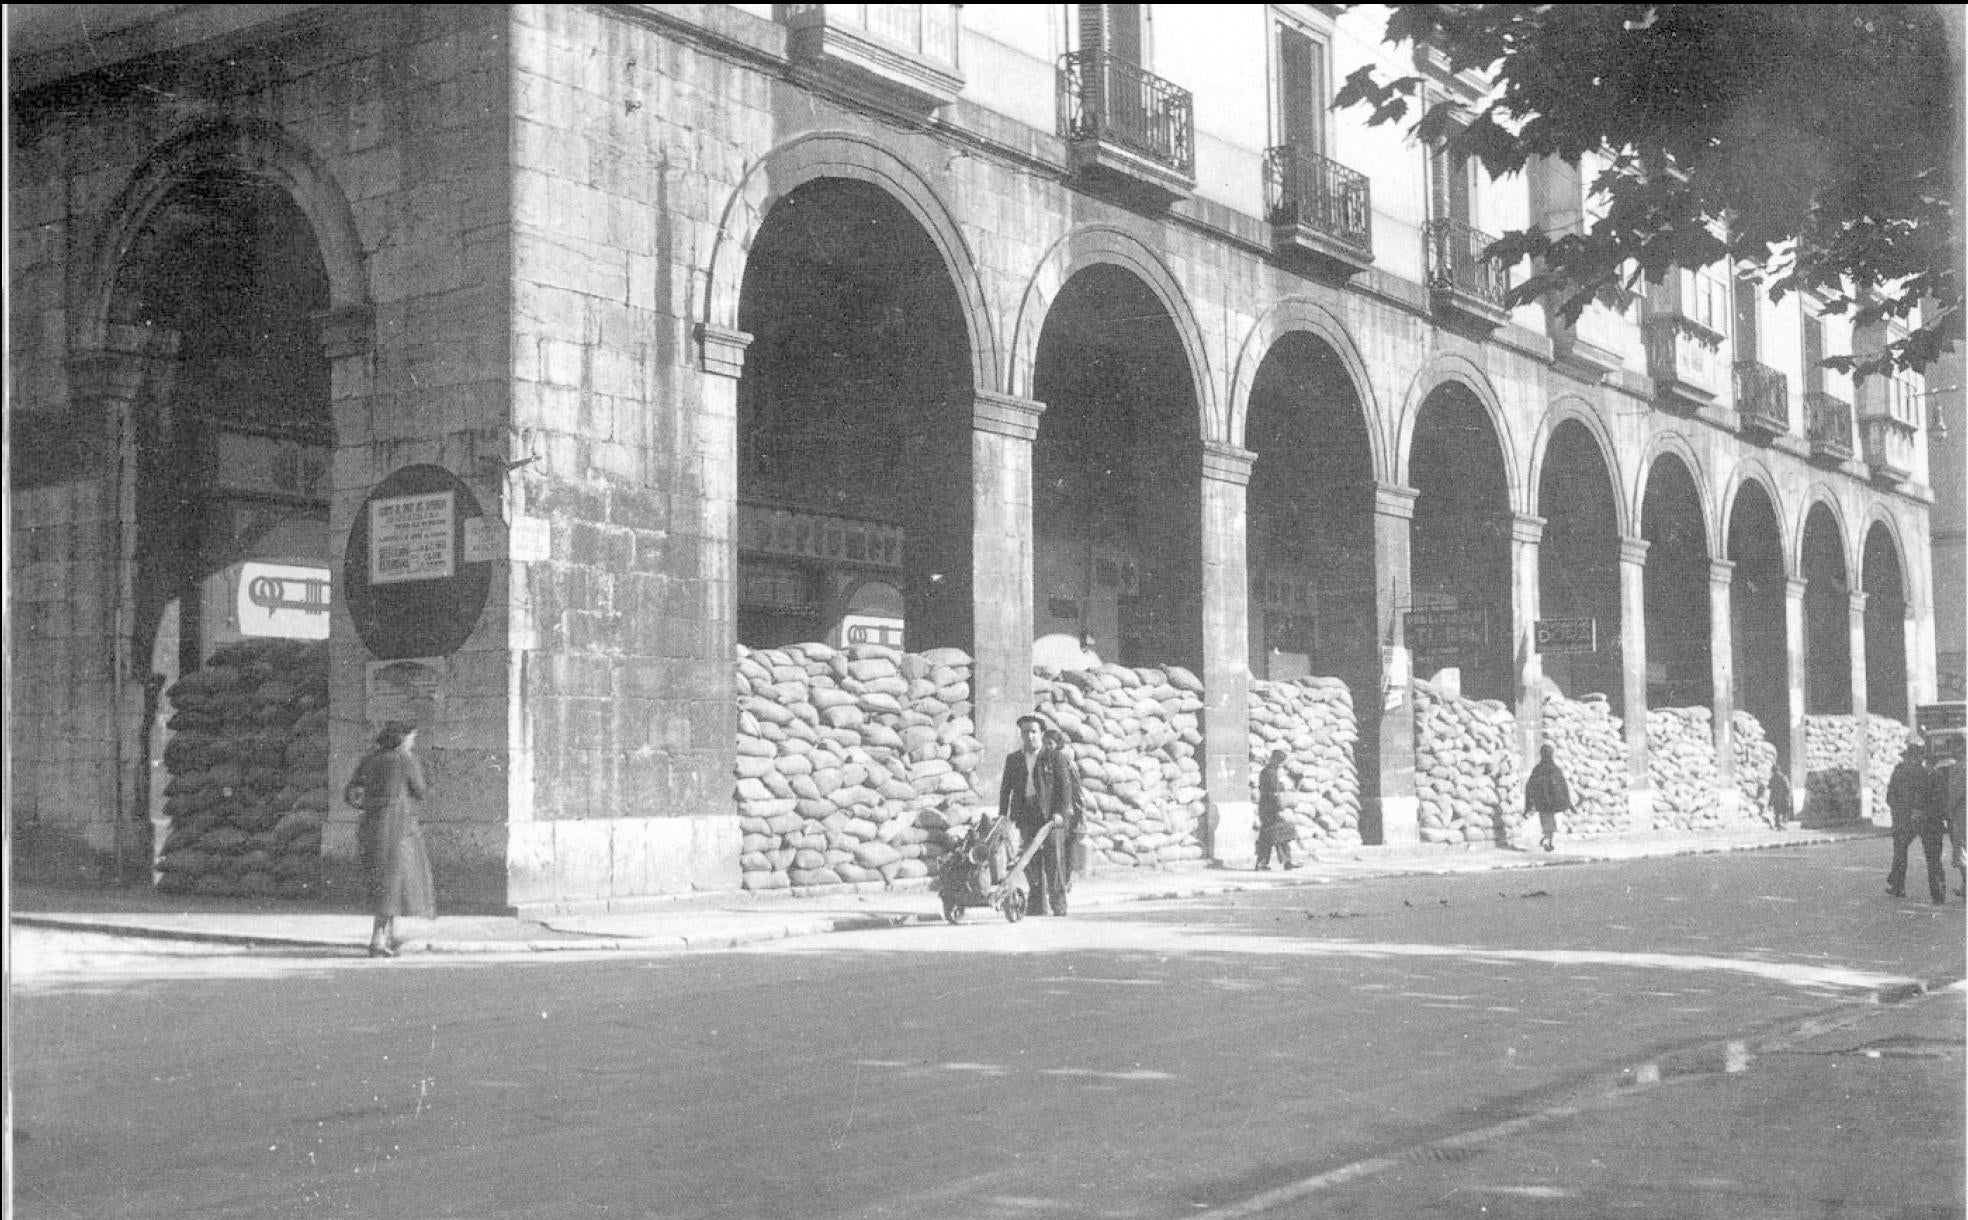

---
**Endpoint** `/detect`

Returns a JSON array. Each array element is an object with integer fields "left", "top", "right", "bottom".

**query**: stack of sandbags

[
  {"left": 1541, "top": 692, "right": 1628, "bottom": 836},
  {"left": 1247, "top": 676, "right": 1362, "bottom": 849},
  {"left": 734, "top": 643, "right": 983, "bottom": 894},
  {"left": 156, "top": 639, "right": 330, "bottom": 898},
  {"left": 1645, "top": 707, "right": 1719, "bottom": 828},
  {"left": 1732, "top": 711, "right": 1778, "bottom": 825},
  {"left": 1868, "top": 715, "right": 1914, "bottom": 815},
  {"left": 1804, "top": 715, "right": 1865, "bottom": 821},
  {"left": 1032, "top": 663, "right": 1208, "bottom": 867},
  {"left": 1413, "top": 681, "right": 1521, "bottom": 844}
]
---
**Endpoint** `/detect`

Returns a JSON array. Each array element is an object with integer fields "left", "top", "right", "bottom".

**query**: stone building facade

[{"left": 9, "top": 4, "right": 1943, "bottom": 910}]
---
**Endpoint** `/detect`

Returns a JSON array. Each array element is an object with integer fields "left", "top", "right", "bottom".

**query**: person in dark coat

[
  {"left": 999, "top": 714, "right": 1071, "bottom": 915},
  {"left": 1255, "top": 749, "right": 1299, "bottom": 870},
  {"left": 1524, "top": 743, "right": 1573, "bottom": 853},
  {"left": 342, "top": 720, "right": 436, "bottom": 956},
  {"left": 1043, "top": 728, "right": 1087, "bottom": 891},
  {"left": 1884, "top": 740, "right": 1937, "bottom": 901},
  {"left": 1768, "top": 762, "right": 1793, "bottom": 829}
]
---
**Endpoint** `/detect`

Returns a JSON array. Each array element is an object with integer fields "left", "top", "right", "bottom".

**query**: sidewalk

[{"left": 10, "top": 824, "right": 1883, "bottom": 957}]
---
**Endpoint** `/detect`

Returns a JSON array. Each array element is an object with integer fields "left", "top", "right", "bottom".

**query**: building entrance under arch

[
  {"left": 1730, "top": 484, "right": 1790, "bottom": 763},
  {"left": 1642, "top": 456, "right": 1712, "bottom": 708},
  {"left": 1030, "top": 264, "right": 1202, "bottom": 673},
  {"left": 734, "top": 178, "right": 973, "bottom": 654},
  {"left": 1802, "top": 504, "right": 1852, "bottom": 714},
  {"left": 1864, "top": 524, "right": 1910, "bottom": 723},
  {"left": 118, "top": 174, "right": 337, "bottom": 897},
  {"left": 1409, "top": 384, "right": 1513, "bottom": 705},
  {"left": 1537, "top": 422, "right": 1622, "bottom": 706}
]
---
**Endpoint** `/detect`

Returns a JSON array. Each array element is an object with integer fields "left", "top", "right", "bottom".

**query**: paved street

[{"left": 12, "top": 838, "right": 1964, "bottom": 1219}]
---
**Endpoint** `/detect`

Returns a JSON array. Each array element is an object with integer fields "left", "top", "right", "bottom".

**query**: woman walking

[{"left": 342, "top": 720, "right": 436, "bottom": 957}]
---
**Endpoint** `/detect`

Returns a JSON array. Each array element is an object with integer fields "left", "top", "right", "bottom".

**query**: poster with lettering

[{"left": 369, "top": 491, "right": 455, "bottom": 584}]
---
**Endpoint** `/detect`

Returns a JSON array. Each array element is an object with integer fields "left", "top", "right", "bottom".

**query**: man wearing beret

[{"left": 999, "top": 714, "right": 1072, "bottom": 915}]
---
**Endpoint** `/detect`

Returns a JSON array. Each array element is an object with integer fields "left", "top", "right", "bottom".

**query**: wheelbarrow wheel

[
  {"left": 1001, "top": 887, "right": 1027, "bottom": 923},
  {"left": 942, "top": 895, "right": 966, "bottom": 925}
]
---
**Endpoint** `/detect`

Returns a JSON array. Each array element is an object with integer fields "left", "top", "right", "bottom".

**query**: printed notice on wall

[{"left": 370, "top": 491, "right": 455, "bottom": 584}]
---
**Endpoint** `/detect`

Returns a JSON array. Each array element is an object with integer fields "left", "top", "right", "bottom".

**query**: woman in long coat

[
  {"left": 342, "top": 720, "right": 436, "bottom": 957},
  {"left": 1256, "top": 749, "right": 1299, "bottom": 870}
]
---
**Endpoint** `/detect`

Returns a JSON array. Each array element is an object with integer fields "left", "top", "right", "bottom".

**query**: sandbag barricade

[
  {"left": 1247, "top": 676, "right": 1362, "bottom": 849},
  {"left": 156, "top": 639, "right": 330, "bottom": 898}
]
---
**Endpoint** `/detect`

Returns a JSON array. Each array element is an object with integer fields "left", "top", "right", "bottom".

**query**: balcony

[
  {"left": 1424, "top": 219, "right": 1508, "bottom": 328},
  {"left": 1642, "top": 315, "right": 1725, "bottom": 411},
  {"left": 1861, "top": 414, "right": 1917, "bottom": 483},
  {"left": 1057, "top": 51, "right": 1194, "bottom": 203},
  {"left": 1804, "top": 391, "right": 1855, "bottom": 463},
  {"left": 785, "top": 4, "right": 963, "bottom": 112},
  {"left": 1264, "top": 147, "right": 1373, "bottom": 276},
  {"left": 1733, "top": 359, "right": 1790, "bottom": 440}
]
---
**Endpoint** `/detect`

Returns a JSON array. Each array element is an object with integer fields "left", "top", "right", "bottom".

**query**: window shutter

[
  {"left": 1733, "top": 275, "right": 1761, "bottom": 362},
  {"left": 1803, "top": 314, "right": 1825, "bottom": 393},
  {"left": 1278, "top": 24, "right": 1321, "bottom": 155}
]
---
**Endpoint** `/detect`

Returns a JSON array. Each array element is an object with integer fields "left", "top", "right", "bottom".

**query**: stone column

[
  {"left": 67, "top": 324, "right": 182, "bottom": 880},
  {"left": 1511, "top": 512, "right": 1546, "bottom": 768},
  {"left": 1848, "top": 590, "right": 1872, "bottom": 823},
  {"left": 1369, "top": 482, "right": 1420, "bottom": 846},
  {"left": 971, "top": 390, "right": 1046, "bottom": 795},
  {"left": 1618, "top": 535, "right": 1652, "bottom": 825},
  {"left": 1709, "top": 558, "right": 1737, "bottom": 790},
  {"left": 1198, "top": 440, "right": 1256, "bottom": 865},
  {"left": 1783, "top": 576, "right": 1809, "bottom": 814}
]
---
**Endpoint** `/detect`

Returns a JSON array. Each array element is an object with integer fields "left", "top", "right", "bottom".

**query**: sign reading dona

[{"left": 1535, "top": 617, "right": 1598, "bottom": 655}]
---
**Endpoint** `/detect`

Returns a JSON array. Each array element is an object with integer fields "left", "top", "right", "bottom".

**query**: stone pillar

[
  {"left": 1848, "top": 590, "right": 1872, "bottom": 823},
  {"left": 1369, "top": 482, "right": 1420, "bottom": 846},
  {"left": 1709, "top": 558, "right": 1737, "bottom": 788},
  {"left": 1511, "top": 512, "right": 1546, "bottom": 768},
  {"left": 1618, "top": 535, "right": 1653, "bottom": 825},
  {"left": 1198, "top": 440, "right": 1256, "bottom": 865},
  {"left": 65, "top": 324, "right": 182, "bottom": 880},
  {"left": 1783, "top": 576, "right": 1809, "bottom": 811},
  {"left": 1903, "top": 603, "right": 1923, "bottom": 730},
  {"left": 970, "top": 390, "right": 1046, "bottom": 795}
]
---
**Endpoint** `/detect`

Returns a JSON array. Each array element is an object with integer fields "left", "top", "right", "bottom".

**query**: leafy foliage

[{"left": 1335, "top": 4, "right": 1961, "bottom": 375}]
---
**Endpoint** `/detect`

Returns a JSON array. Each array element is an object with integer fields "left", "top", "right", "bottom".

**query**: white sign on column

[{"left": 370, "top": 491, "right": 455, "bottom": 584}]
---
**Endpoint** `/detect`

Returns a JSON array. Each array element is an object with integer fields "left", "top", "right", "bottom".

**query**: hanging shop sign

[
  {"left": 344, "top": 465, "right": 491, "bottom": 660},
  {"left": 738, "top": 503, "right": 903, "bottom": 569},
  {"left": 236, "top": 561, "right": 332, "bottom": 640},
  {"left": 1535, "top": 617, "right": 1598, "bottom": 655}
]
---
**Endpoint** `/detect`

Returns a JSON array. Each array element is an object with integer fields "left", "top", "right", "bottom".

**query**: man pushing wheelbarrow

[{"left": 936, "top": 714, "right": 1073, "bottom": 922}]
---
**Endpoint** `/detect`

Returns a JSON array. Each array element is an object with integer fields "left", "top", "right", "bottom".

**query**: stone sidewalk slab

[{"left": 10, "top": 825, "right": 1885, "bottom": 957}]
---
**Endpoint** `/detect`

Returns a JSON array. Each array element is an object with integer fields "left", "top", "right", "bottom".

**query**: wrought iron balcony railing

[
  {"left": 1424, "top": 218, "right": 1508, "bottom": 311},
  {"left": 1057, "top": 50, "right": 1194, "bottom": 180},
  {"left": 1263, "top": 146, "right": 1372, "bottom": 255},
  {"left": 1642, "top": 315, "right": 1725, "bottom": 409},
  {"left": 1804, "top": 391, "right": 1855, "bottom": 461},
  {"left": 1733, "top": 359, "right": 1790, "bottom": 437}
]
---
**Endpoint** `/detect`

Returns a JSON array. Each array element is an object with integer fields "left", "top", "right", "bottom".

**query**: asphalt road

[{"left": 11, "top": 838, "right": 1964, "bottom": 1220}]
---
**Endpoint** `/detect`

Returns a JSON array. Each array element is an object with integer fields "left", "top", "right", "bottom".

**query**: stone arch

[
  {"left": 1394, "top": 355, "right": 1522, "bottom": 507},
  {"left": 1720, "top": 459, "right": 1791, "bottom": 573},
  {"left": 80, "top": 116, "right": 369, "bottom": 352},
  {"left": 1226, "top": 297, "right": 1387, "bottom": 478},
  {"left": 1009, "top": 224, "right": 1217, "bottom": 439},
  {"left": 703, "top": 131, "right": 996, "bottom": 393},
  {"left": 1856, "top": 504, "right": 1920, "bottom": 607},
  {"left": 1635, "top": 433, "right": 1717, "bottom": 554},
  {"left": 1527, "top": 396, "right": 1630, "bottom": 537},
  {"left": 1793, "top": 485, "right": 1852, "bottom": 581}
]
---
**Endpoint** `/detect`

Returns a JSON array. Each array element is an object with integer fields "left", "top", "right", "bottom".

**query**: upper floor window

[
  {"left": 1077, "top": 4, "right": 1147, "bottom": 65},
  {"left": 1802, "top": 310, "right": 1826, "bottom": 395},
  {"left": 1274, "top": 17, "right": 1328, "bottom": 158},
  {"left": 1732, "top": 270, "right": 1761, "bottom": 362}
]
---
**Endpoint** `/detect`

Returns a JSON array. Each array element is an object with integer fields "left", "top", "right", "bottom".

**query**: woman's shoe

[{"left": 367, "top": 943, "right": 396, "bottom": 959}]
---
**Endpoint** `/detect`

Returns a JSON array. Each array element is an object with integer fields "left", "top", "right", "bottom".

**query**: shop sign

[
  {"left": 370, "top": 491, "right": 455, "bottom": 584},
  {"left": 236, "top": 562, "right": 331, "bottom": 640},
  {"left": 1405, "top": 608, "right": 1489, "bottom": 666},
  {"left": 1535, "top": 617, "right": 1598, "bottom": 655}
]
